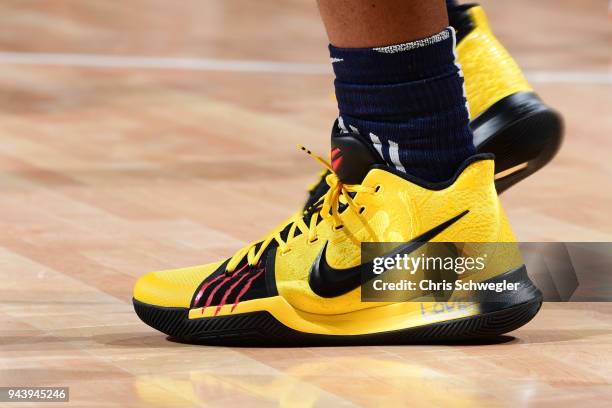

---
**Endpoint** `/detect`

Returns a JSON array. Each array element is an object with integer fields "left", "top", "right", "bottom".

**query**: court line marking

[
  {"left": 0, "top": 52, "right": 331, "bottom": 75},
  {"left": 0, "top": 51, "right": 610, "bottom": 84}
]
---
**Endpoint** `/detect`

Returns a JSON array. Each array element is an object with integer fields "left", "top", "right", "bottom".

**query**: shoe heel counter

[
  {"left": 467, "top": 160, "right": 516, "bottom": 242},
  {"left": 472, "top": 198, "right": 524, "bottom": 281},
  {"left": 453, "top": 159, "right": 523, "bottom": 275},
  {"left": 454, "top": 159, "right": 511, "bottom": 241},
  {"left": 457, "top": 6, "right": 533, "bottom": 119},
  {"left": 495, "top": 198, "right": 518, "bottom": 243},
  {"left": 452, "top": 160, "right": 524, "bottom": 281}
]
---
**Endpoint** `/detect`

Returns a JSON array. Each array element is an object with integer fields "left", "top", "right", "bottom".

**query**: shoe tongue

[{"left": 331, "top": 128, "right": 384, "bottom": 184}]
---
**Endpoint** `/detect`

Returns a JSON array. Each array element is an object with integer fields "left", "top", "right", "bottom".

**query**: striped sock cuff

[{"left": 329, "top": 28, "right": 456, "bottom": 84}]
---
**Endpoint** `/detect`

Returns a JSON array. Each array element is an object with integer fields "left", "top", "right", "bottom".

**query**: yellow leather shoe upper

[
  {"left": 274, "top": 158, "right": 520, "bottom": 315},
  {"left": 134, "top": 157, "right": 521, "bottom": 317},
  {"left": 133, "top": 261, "right": 223, "bottom": 307},
  {"left": 457, "top": 6, "right": 532, "bottom": 119}
]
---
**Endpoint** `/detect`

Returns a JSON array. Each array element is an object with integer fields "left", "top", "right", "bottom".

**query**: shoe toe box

[{"left": 133, "top": 261, "right": 224, "bottom": 308}]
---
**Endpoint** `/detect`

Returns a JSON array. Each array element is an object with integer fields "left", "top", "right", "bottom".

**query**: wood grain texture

[{"left": 0, "top": 0, "right": 610, "bottom": 407}]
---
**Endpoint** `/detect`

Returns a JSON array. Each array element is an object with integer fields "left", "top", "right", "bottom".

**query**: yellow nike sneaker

[
  {"left": 453, "top": 4, "right": 563, "bottom": 191},
  {"left": 133, "top": 132, "right": 542, "bottom": 345},
  {"left": 303, "top": 4, "right": 564, "bottom": 212}
]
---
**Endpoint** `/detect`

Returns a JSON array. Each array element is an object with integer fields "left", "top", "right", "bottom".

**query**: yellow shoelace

[{"left": 225, "top": 146, "right": 376, "bottom": 273}]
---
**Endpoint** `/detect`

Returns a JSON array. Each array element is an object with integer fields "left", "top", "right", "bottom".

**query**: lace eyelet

[
  {"left": 374, "top": 184, "right": 383, "bottom": 194},
  {"left": 308, "top": 237, "right": 319, "bottom": 244},
  {"left": 280, "top": 248, "right": 291, "bottom": 255},
  {"left": 359, "top": 206, "right": 366, "bottom": 214},
  {"left": 333, "top": 224, "right": 344, "bottom": 230}
]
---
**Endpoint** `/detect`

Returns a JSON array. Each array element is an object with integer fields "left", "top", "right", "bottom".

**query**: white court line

[
  {"left": 524, "top": 71, "right": 612, "bottom": 84},
  {"left": 0, "top": 51, "right": 610, "bottom": 85},
  {"left": 0, "top": 52, "right": 331, "bottom": 75}
]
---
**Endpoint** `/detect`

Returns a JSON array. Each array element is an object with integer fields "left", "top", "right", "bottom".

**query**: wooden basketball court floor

[{"left": 0, "top": 0, "right": 610, "bottom": 406}]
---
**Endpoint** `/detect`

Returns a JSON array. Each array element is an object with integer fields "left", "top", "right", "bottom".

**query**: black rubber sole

[
  {"left": 133, "top": 267, "right": 543, "bottom": 346},
  {"left": 134, "top": 299, "right": 541, "bottom": 347},
  {"left": 472, "top": 92, "right": 564, "bottom": 193}
]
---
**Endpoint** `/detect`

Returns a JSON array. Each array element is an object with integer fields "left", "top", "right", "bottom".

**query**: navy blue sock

[
  {"left": 330, "top": 28, "right": 475, "bottom": 183},
  {"left": 446, "top": 0, "right": 460, "bottom": 8}
]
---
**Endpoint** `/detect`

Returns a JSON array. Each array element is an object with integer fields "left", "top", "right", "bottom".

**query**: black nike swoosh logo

[{"left": 308, "top": 210, "right": 469, "bottom": 298}]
